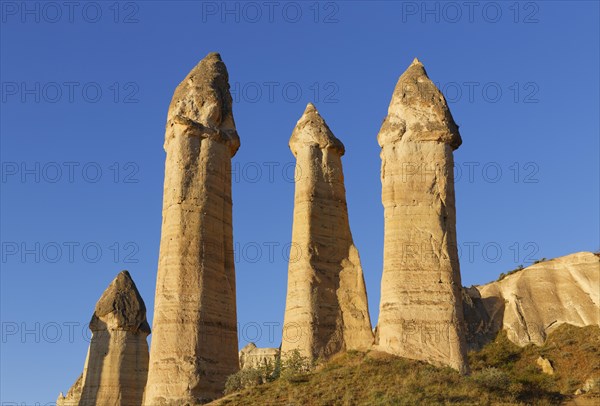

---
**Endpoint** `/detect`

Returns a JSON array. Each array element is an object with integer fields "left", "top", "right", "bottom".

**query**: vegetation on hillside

[
  {"left": 496, "top": 257, "right": 551, "bottom": 281},
  {"left": 213, "top": 324, "right": 600, "bottom": 406},
  {"left": 497, "top": 264, "right": 525, "bottom": 281}
]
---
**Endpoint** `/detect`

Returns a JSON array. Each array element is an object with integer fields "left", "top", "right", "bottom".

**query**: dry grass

[{"left": 210, "top": 324, "right": 600, "bottom": 406}]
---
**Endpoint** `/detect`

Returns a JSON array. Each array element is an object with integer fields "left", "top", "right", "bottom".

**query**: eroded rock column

[
  {"left": 144, "top": 53, "right": 240, "bottom": 404},
  {"left": 281, "top": 103, "right": 373, "bottom": 362},
  {"left": 376, "top": 59, "right": 469, "bottom": 373},
  {"left": 58, "top": 270, "right": 150, "bottom": 406}
]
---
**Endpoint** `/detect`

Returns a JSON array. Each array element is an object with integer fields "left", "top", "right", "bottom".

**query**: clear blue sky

[{"left": 1, "top": 1, "right": 598, "bottom": 403}]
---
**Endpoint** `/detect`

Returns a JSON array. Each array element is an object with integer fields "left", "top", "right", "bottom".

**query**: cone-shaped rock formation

[
  {"left": 57, "top": 271, "right": 150, "bottom": 406},
  {"left": 281, "top": 104, "right": 373, "bottom": 361},
  {"left": 376, "top": 59, "right": 469, "bottom": 374},
  {"left": 144, "top": 52, "right": 240, "bottom": 405}
]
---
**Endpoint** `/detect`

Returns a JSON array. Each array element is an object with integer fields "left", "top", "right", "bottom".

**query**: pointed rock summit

[
  {"left": 144, "top": 52, "right": 240, "bottom": 404},
  {"left": 91, "top": 270, "right": 151, "bottom": 333},
  {"left": 57, "top": 271, "right": 150, "bottom": 406},
  {"left": 282, "top": 104, "right": 374, "bottom": 362},
  {"left": 376, "top": 60, "right": 469, "bottom": 373},
  {"left": 288, "top": 103, "right": 344, "bottom": 155},
  {"left": 165, "top": 52, "right": 240, "bottom": 156},
  {"left": 378, "top": 58, "right": 461, "bottom": 149}
]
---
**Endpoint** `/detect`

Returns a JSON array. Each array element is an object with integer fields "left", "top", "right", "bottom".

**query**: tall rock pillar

[
  {"left": 281, "top": 104, "right": 373, "bottom": 362},
  {"left": 376, "top": 59, "right": 469, "bottom": 373},
  {"left": 144, "top": 53, "right": 240, "bottom": 404},
  {"left": 57, "top": 270, "right": 150, "bottom": 406}
]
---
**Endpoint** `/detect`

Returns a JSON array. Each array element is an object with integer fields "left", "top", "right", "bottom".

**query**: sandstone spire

[
  {"left": 57, "top": 271, "right": 150, "bottom": 406},
  {"left": 281, "top": 103, "right": 374, "bottom": 361},
  {"left": 376, "top": 60, "right": 469, "bottom": 373},
  {"left": 144, "top": 53, "right": 240, "bottom": 404}
]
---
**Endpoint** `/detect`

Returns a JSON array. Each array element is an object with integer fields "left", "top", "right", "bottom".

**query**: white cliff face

[
  {"left": 376, "top": 59, "right": 469, "bottom": 374},
  {"left": 281, "top": 104, "right": 373, "bottom": 362},
  {"left": 239, "top": 343, "right": 280, "bottom": 370},
  {"left": 471, "top": 252, "right": 600, "bottom": 347},
  {"left": 58, "top": 271, "right": 150, "bottom": 406},
  {"left": 144, "top": 53, "right": 240, "bottom": 405}
]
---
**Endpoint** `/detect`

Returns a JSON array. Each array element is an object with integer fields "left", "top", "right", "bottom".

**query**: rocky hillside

[
  {"left": 211, "top": 252, "right": 600, "bottom": 405},
  {"left": 210, "top": 324, "right": 600, "bottom": 406},
  {"left": 463, "top": 252, "right": 599, "bottom": 349}
]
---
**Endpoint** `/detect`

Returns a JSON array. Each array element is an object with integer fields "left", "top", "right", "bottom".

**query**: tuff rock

[
  {"left": 281, "top": 104, "right": 374, "bottom": 361},
  {"left": 375, "top": 59, "right": 469, "bottom": 374},
  {"left": 144, "top": 52, "right": 240, "bottom": 405}
]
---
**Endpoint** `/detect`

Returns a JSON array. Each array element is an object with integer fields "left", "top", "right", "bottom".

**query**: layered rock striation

[
  {"left": 58, "top": 271, "right": 150, "bottom": 406},
  {"left": 281, "top": 103, "right": 373, "bottom": 362},
  {"left": 376, "top": 59, "right": 469, "bottom": 373},
  {"left": 239, "top": 343, "right": 280, "bottom": 370},
  {"left": 464, "top": 252, "right": 600, "bottom": 348},
  {"left": 144, "top": 52, "right": 240, "bottom": 404}
]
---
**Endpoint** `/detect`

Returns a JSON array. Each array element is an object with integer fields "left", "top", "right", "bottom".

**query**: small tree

[
  {"left": 224, "top": 368, "right": 263, "bottom": 395},
  {"left": 280, "top": 349, "right": 312, "bottom": 380},
  {"left": 269, "top": 355, "right": 282, "bottom": 382}
]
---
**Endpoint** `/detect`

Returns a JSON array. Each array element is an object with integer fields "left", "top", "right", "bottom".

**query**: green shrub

[
  {"left": 224, "top": 350, "right": 313, "bottom": 394},
  {"left": 498, "top": 265, "right": 525, "bottom": 281},
  {"left": 269, "top": 356, "right": 281, "bottom": 381},
  {"left": 280, "top": 349, "right": 312, "bottom": 380},
  {"left": 224, "top": 367, "right": 264, "bottom": 394},
  {"left": 513, "top": 365, "right": 558, "bottom": 401},
  {"left": 471, "top": 367, "right": 511, "bottom": 392},
  {"left": 469, "top": 331, "right": 521, "bottom": 369}
]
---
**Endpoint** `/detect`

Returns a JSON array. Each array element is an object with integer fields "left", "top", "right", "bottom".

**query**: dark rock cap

[{"left": 89, "top": 270, "right": 151, "bottom": 335}]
